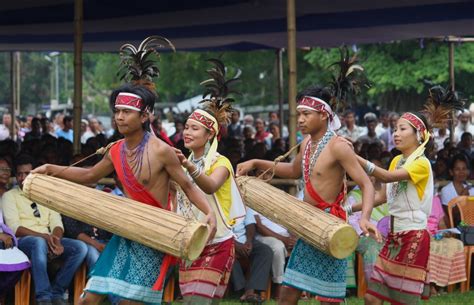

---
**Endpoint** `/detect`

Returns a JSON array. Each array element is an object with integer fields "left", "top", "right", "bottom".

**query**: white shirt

[
  {"left": 254, "top": 211, "right": 289, "bottom": 237},
  {"left": 454, "top": 123, "right": 474, "bottom": 143},
  {"left": 440, "top": 181, "right": 474, "bottom": 206},
  {"left": 433, "top": 128, "right": 450, "bottom": 152},
  {"left": 0, "top": 124, "right": 10, "bottom": 141},
  {"left": 387, "top": 155, "right": 433, "bottom": 232}
]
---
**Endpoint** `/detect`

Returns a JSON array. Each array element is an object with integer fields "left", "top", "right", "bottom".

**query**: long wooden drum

[
  {"left": 236, "top": 176, "right": 357, "bottom": 259},
  {"left": 23, "top": 174, "right": 209, "bottom": 261}
]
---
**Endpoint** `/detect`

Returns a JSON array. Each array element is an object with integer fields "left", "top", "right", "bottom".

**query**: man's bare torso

[
  {"left": 112, "top": 136, "right": 171, "bottom": 208},
  {"left": 303, "top": 137, "right": 346, "bottom": 206}
]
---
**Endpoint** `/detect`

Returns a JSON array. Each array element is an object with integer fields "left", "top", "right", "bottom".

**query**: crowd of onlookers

[{"left": 2, "top": 105, "right": 474, "bottom": 303}]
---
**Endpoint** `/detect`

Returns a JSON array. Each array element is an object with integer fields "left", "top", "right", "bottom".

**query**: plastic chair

[
  {"left": 73, "top": 263, "right": 87, "bottom": 304},
  {"left": 14, "top": 263, "right": 87, "bottom": 305},
  {"left": 356, "top": 252, "right": 367, "bottom": 298},
  {"left": 447, "top": 196, "right": 474, "bottom": 293}
]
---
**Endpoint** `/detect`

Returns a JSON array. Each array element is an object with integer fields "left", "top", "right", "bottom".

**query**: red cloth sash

[
  {"left": 306, "top": 180, "right": 346, "bottom": 221},
  {"left": 109, "top": 140, "right": 175, "bottom": 291}
]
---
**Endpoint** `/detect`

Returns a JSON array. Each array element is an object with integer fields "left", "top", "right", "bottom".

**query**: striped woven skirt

[
  {"left": 367, "top": 229, "right": 430, "bottom": 305},
  {"left": 179, "top": 237, "right": 235, "bottom": 299}
]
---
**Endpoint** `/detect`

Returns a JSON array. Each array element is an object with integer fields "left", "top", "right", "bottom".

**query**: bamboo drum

[
  {"left": 236, "top": 176, "right": 357, "bottom": 259},
  {"left": 23, "top": 174, "right": 209, "bottom": 261}
]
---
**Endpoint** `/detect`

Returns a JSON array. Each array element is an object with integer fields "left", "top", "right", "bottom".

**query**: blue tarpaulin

[{"left": 0, "top": 0, "right": 472, "bottom": 51}]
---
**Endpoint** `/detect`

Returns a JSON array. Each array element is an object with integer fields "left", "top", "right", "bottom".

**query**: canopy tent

[
  {"left": 1, "top": 0, "right": 473, "bottom": 152},
  {"left": 0, "top": 0, "right": 472, "bottom": 52}
]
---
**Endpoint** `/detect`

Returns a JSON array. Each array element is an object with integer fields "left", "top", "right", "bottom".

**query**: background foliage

[{"left": 0, "top": 40, "right": 473, "bottom": 116}]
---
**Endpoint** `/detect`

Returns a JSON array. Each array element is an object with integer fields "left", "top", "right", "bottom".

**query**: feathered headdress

[
  {"left": 187, "top": 59, "right": 240, "bottom": 171},
  {"left": 421, "top": 85, "right": 466, "bottom": 128},
  {"left": 327, "top": 46, "right": 370, "bottom": 112},
  {"left": 117, "top": 36, "right": 175, "bottom": 92},
  {"left": 401, "top": 84, "right": 465, "bottom": 166},
  {"left": 199, "top": 58, "right": 241, "bottom": 127}
]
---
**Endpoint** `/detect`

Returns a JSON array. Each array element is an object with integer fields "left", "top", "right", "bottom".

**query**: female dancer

[
  {"left": 357, "top": 86, "right": 464, "bottom": 305},
  {"left": 174, "top": 59, "right": 245, "bottom": 305}
]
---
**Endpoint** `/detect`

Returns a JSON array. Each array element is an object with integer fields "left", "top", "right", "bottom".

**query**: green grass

[{"left": 165, "top": 290, "right": 474, "bottom": 304}]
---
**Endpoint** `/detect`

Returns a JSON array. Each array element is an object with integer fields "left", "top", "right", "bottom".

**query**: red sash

[
  {"left": 306, "top": 180, "right": 346, "bottom": 221},
  {"left": 109, "top": 140, "right": 175, "bottom": 290}
]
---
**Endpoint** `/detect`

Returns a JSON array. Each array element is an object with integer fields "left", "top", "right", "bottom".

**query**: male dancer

[
  {"left": 34, "top": 85, "right": 216, "bottom": 304},
  {"left": 237, "top": 86, "right": 380, "bottom": 305}
]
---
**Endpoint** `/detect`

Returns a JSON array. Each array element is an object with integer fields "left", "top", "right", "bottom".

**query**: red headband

[
  {"left": 401, "top": 112, "right": 426, "bottom": 134},
  {"left": 297, "top": 96, "right": 328, "bottom": 113},
  {"left": 115, "top": 92, "right": 144, "bottom": 112},
  {"left": 188, "top": 110, "right": 216, "bottom": 131}
]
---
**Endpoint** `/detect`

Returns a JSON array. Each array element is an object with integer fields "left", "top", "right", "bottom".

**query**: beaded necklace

[
  {"left": 387, "top": 156, "right": 408, "bottom": 204},
  {"left": 177, "top": 150, "right": 209, "bottom": 220},
  {"left": 302, "top": 130, "right": 335, "bottom": 183},
  {"left": 120, "top": 132, "right": 151, "bottom": 192}
]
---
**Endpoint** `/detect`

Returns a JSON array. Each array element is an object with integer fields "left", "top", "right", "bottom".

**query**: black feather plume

[
  {"left": 327, "top": 46, "right": 369, "bottom": 112},
  {"left": 117, "top": 36, "right": 175, "bottom": 82},
  {"left": 199, "top": 58, "right": 241, "bottom": 126},
  {"left": 422, "top": 85, "right": 466, "bottom": 128}
]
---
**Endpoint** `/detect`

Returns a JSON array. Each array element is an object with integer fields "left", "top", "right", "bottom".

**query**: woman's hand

[{"left": 173, "top": 148, "right": 192, "bottom": 170}]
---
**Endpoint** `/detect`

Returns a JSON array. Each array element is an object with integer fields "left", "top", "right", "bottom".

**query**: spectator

[
  {"left": 457, "top": 132, "right": 473, "bottom": 160},
  {"left": 231, "top": 209, "right": 273, "bottom": 303},
  {"left": 40, "top": 117, "right": 57, "bottom": 138},
  {"left": 0, "top": 114, "right": 14, "bottom": 141},
  {"left": 0, "top": 158, "right": 11, "bottom": 197},
  {"left": 433, "top": 157, "right": 450, "bottom": 181},
  {"left": 265, "top": 138, "right": 287, "bottom": 162},
  {"left": 105, "top": 116, "right": 116, "bottom": 139},
  {"left": 170, "top": 120, "right": 184, "bottom": 145},
  {"left": 254, "top": 211, "right": 296, "bottom": 299},
  {"left": 338, "top": 109, "right": 366, "bottom": 143},
  {"left": 242, "top": 126, "right": 256, "bottom": 156},
  {"left": 427, "top": 194, "right": 466, "bottom": 295},
  {"left": 454, "top": 110, "right": 474, "bottom": 142},
  {"left": 356, "top": 112, "right": 384, "bottom": 148},
  {"left": 80, "top": 119, "right": 94, "bottom": 144},
  {"left": 254, "top": 118, "right": 272, "bottom": 149},
  {"left": 268, "top": 122, "right": 282, "bottom": 148},
  {"left": 268, "top": 111, "right": 289, "bottom": 139},
  {"left": 55, "top": 116, "right": 73, "bottom": 143},
  {"left": 24, "top": 118, "right": 42, "bottom": 142},
  {"left": 375, "top": 111, "right": 390, "bottom": 137},
  {"left": 243, "top": 114, "right": 254, "bottom": 127},
  {"left": 88, "top": 117, "right": 103, "bottom": 136},
  {"left": 379, "top": 112, "right": 399, "bottom": 151},
  {"left": 1, "top": 207, "right": 30, "bottom": 300},
  {"left": 440, "top": 154, "right": 474, "bottom": 209},
  {"left": 2, "top": 155, "right": 87, "bottom": 305},
  {"left": 53, "top": 113, "right": 65, "bottom": 133},
  {"left": 227, "top": 110, "right": 243, "bottom": 140},
  {"left": 151, "top": 118, "right": 173, "bottom": 146}
]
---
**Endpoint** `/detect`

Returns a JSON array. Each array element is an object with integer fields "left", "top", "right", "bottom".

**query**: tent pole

[
  {"left": 73, "top": 0, "right": 83, "bottom": 154},
  {"left": 276, "top": 48, "right": 284, "bottom": 133},
  {"left": 449, "top": 42, "right": 455, "bottom": 144},
  {"left": 10, "top": 52, "right": 20, "bottom": 140},
  {"left": 287, "top": 0, "right": 297, "bottom": 150}
]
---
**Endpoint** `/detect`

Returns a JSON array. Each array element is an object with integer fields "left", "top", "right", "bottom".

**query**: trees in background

[{"left": 0, "top": 39, "right": 473, "bottom": 115}]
